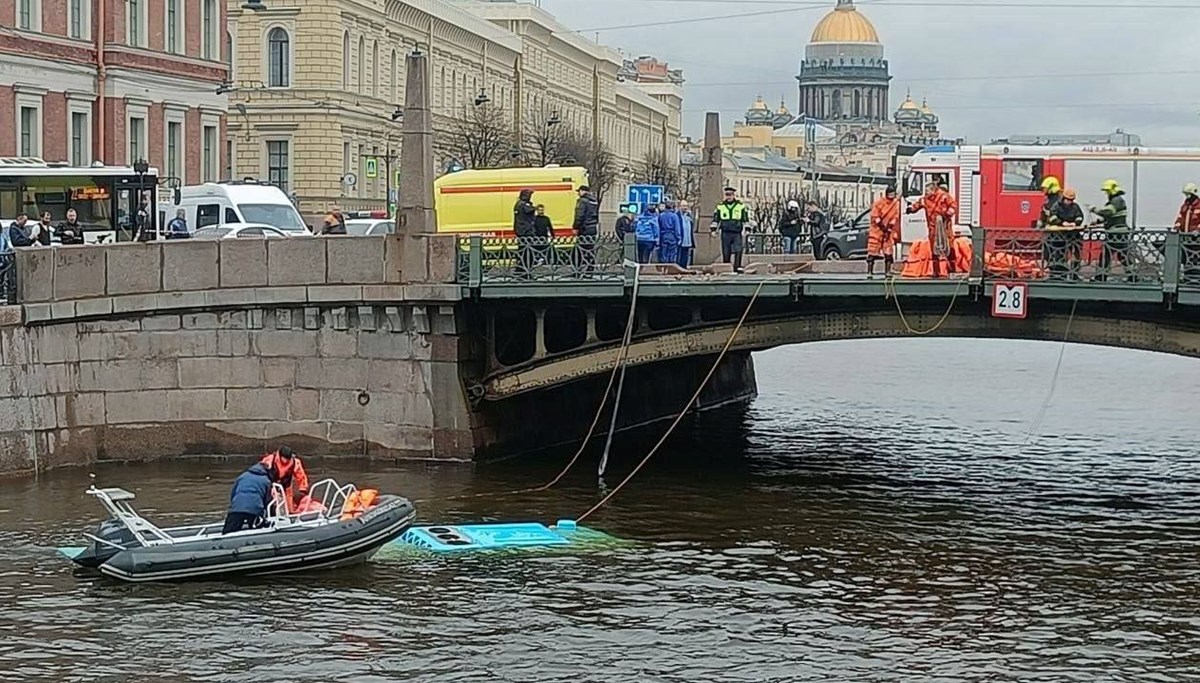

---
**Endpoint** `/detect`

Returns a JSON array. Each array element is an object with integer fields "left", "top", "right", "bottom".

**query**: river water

[{"left": 1, "top": 340, "right": 1198, "bottom": 682}]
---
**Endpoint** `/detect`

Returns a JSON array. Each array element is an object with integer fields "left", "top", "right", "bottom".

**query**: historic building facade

[
  {"left": 229, "top": 0, "right": 682, "bottom": 219},
  {"left": 0, "top": 0, "right": 229, "bottom": 180}
]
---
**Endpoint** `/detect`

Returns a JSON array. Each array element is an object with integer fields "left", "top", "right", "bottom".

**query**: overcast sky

[{"left": 536, "top": 0, "right": 1200, "bottom": 145}]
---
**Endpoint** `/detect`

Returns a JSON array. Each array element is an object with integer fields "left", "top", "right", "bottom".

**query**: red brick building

[{"left": 0, "top": 0, "right": 229, "bottom": 183}]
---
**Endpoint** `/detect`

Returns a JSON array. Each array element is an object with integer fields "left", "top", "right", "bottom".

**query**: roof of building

[{"left": 810, "top": 0, "right": 880, "bottom": 44}]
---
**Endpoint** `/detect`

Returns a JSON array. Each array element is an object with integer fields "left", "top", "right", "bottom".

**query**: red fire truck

[{"left": 900, "top": 144, "right": 1200, "bottom": 244}]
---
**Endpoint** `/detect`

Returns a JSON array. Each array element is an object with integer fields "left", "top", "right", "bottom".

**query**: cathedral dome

[
  {"left": 745, "top": 95, "right": 774, "bottom": 125},
  {"left": 810, "top": 0, "right": 880, "bottom": 44},
  {"left": 895, "top": 92, "right": 921, "bottom": 121}
]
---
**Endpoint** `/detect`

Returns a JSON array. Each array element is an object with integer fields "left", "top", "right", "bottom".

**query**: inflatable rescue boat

[{"left": 61, "top": 480, "right": 415, "bottom": 583}]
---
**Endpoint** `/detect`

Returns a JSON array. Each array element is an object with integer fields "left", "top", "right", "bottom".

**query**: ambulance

[
  {"left": 433, "top": 165, "right": 589, "bottom": 236},
  {"left": 901, "top": 144, "right": 1200, "bottom": 244}
]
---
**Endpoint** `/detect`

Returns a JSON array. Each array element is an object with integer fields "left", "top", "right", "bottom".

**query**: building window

[
  {"left": 128, "top": 116, "right": 146, "bottom": 163},
  {"left": 372, "top": 41, "right": 379, "bottom": 97},
  {"left": 226, "top": 30, "right": 234, "bottom": 70},
  {"left": 19, "top": 107, "right": 38, "bottom": 156},
  {"left": 357, "top": 36, "right": 365, "bottom": 93},
  {"left": 17, "top": 0, "right": 38, "bottom": 31},
  {"left": 343, "top": 141, "right": 351, "bottom": 176},
  {"left": 267, "top": 140, "right": 290, "bottom": 192},
  {"left": 69, "top": 0, "right": 87, "bottom": 38},
  {"left": 202, "top": 0, "right": 217, "bottom": 60},
  {"left": 127, "top": 0, "right": 144, "bottom": 47},
  {"left": 166, "top": 121, "right": 182, "bottom": 179},
  {"left": 225, "top": 138, "right": 234, "bottom": 180},
  {"left": 70, "top": 112, "right": 89, "bottom": 165},
  {"left": 267, "top": 27, "right": 290, "bottom": 87},
  {"left": 342, "top": 32, "right": 350, "bottom": 88},
  {"left": 166, "top": 0, "right": 182, "bottom": 54},
  {"left": 202, "top": 126, "right": 218, "bottom": 181},
  {"left": 390, "top": 50, "right": 398, "bottom": 102}
]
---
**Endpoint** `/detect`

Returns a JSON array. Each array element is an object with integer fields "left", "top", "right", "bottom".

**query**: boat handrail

[
  {"left": 305, "top": 479, "right": 358, "bottom": 519},
  {"left": 85, "top": 485, "right": 176, "bottom": 547}
]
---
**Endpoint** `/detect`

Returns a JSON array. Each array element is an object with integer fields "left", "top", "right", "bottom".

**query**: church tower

[{"left": 796, "top": 0, "right": 891, "bottom": 123}]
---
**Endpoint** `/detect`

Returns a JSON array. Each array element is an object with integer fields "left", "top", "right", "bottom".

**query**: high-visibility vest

[{"left": 715, "top": 202, "right": 748, "bottom": 221}]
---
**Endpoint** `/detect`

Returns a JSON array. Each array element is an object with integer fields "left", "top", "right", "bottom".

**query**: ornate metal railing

[
  {"left": 456, "top": 234, "right": 630, "bottom": 285},
  {"left": 744, "top": 232, "right": 814, "bottom": 256},
  {"left": 1180, "top": 233, "right": 1200, "bottom": 287},
  {"left": 0, "top": 255, "right": 14, "bottom": 304},
  {"left": 981, "top": 228, "right": 1167, "bottom": 284}
]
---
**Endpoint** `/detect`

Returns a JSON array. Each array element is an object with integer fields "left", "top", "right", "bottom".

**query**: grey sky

[{"left": 537, "top": 0, "right": 1199, "bottom": 145}]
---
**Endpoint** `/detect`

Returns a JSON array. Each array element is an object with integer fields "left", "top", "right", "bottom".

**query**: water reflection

[{"left": 0, "top": 339, "right": 1198, "bottom": 681}]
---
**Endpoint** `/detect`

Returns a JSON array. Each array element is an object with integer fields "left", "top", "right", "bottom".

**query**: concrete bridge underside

[{"left": 479, "top": 298, "right": 1200, "bottom": 401}]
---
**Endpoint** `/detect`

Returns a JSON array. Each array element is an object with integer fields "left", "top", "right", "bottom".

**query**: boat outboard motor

[{"left": 71, "top": 518, "right": 137, "bottom": 568}]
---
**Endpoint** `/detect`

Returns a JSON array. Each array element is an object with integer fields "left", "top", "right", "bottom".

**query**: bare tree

[
  {"left": 445, "top": 104, "right": 514, "bottom": 170},
  {"left": 638, "top": 149, "right": 681, "bottom": 199},
  {"left": 678, "top": 162, "right": 701, "bottom": 207},
  {"left": 522, "top": 109, "right": 568, "bottom": 167},
  {"left": 557, "top": 126, "right": 617, "bottom": 205}
]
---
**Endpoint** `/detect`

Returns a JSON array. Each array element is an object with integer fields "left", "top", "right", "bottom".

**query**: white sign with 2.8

[{"left": 992, "top": 282, "right": 1028, "bottom": 319}]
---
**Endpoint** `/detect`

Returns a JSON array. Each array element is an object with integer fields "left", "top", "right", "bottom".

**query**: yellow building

[{"left": 227, "top": 0, "right": 681, "bottom": 220}]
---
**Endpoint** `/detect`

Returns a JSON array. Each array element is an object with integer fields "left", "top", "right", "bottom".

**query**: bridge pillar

[
  {"left": 695, "top": 111, "right": 724, "bottom": 266},
  {"left": 585, "top": 309, "right": 599, "bottom": 345},
  {"left": 533, "top": 308, "right": 547, "bottom": 358}
]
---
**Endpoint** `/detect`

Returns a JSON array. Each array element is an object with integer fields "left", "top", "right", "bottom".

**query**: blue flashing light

[{"left": 920, "top": 145, "right": 956, "bottom": 153}]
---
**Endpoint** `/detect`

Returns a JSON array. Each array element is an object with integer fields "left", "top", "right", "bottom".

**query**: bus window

[
  {"left": 1002, "top": 159, "right": 1043, "bottom": 192},
  {"left": 197, "top": 204, "right": 221, "bottom": 228},
  {"left": 224, "top": 207, "right": 239, "bottom": 224}
]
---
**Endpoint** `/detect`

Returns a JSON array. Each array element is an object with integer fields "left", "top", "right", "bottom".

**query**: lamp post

[{"left": 132, "top": 158, "right": 150, "bottom": 241}]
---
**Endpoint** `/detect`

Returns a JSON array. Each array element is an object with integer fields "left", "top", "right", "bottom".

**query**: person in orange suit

[
  {"left": 906, "top": 181, "right": 958, "bottom": 277},
  {"left": 1175, "top": 183, "right": 1200, "bottom": 233},
  {"left": 259, "top": 446, "right": 309, "bottom": 513},
  {"left": 867, "top": 185, "right": 901, "bottom": 278}
]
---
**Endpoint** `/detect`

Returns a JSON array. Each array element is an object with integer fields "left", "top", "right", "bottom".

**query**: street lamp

[
  {"left": 132, "top": 159, "right": 150, "bottom": 241},
  {"left": 242, "top": 0, "right": 267, "bottom": 10},
  {"left": 547, "top": 111, "right": 561, "bottom": 126},
  {"left": 474, "top": 89, "right": 490, "bottom": 106},
  {"left": 391, "top": 106, "right": 404, "bottom": 121}
]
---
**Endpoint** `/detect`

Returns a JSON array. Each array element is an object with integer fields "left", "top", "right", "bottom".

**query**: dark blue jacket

[
  {"left": 658, "top": 209, "right": 682, "bottom": 246},
  {"left": 634, "top": 208, "right": 660, "bottom": 243},
  {"left": 228, "top": 463, "right": 274, "bottom": 516}
]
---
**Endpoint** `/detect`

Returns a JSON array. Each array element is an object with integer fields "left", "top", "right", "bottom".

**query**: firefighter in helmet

[
  {"left": 1175, "top": 183, "right": 1200, "bottom": 233},
  {"left": 1088, "top": 179, "right": 1132, "bottom": 282},
  {"left": 1038, "top": 176, "right": 1063, "bottom": 229}
]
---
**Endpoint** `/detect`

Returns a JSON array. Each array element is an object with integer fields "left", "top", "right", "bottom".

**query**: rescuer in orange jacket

[
  {"left": 1175, "top": 183, "right": 1200, "bottom": 233},
  {"left": 906, "top": 181, "right": 958, "bottom": 277},
  {"left": 867, "top": 185, "right": 902, "bottom": 278},
  {"left": 259, "top": 446, "right": 309, "bottom": 513}
]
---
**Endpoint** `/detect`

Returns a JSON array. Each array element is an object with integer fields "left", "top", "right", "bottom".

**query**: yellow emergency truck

[{"left": 433, "top": 165, "right": 588, "bottom": 235}]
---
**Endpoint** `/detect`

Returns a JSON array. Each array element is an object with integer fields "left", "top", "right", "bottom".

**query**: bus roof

[{"left": 0, "top": 157, "right": 159, "bottom": 176}]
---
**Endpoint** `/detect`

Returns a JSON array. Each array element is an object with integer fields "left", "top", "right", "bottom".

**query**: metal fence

[
  {"left": 743, "top": 232, "right": 814, "bottom": 256},
  {"left": 981, "top": 228, "right": 1168, "bottom": 284},
  {"left": 456, "top": 235, "right": 629, "bottom": 285}
]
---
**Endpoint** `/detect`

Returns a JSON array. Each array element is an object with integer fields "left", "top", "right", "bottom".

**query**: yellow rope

[
  {"left": 576, "top": 281, "right": 766, "bottom": 523},
  {"left": 883, "top": 273, "right": 969, "bottom": 336}
]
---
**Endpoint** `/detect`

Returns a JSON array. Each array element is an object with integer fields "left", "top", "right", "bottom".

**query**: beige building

[{"left": 227, "top": 0, "right": 681, "bottom": 220}]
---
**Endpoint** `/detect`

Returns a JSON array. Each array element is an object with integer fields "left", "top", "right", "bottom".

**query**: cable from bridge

[
  {"left": 1018, "top": 298, "right": 1079, "bottom": 448},
  {"left": 415, "top": 261, "right": 644, "bottom": 505},
  {"left": 575, "top": 281, "right": 766, "bottom": 524},
  {"left": 883, "top": 274, "right": 969, "bottom": 336}
]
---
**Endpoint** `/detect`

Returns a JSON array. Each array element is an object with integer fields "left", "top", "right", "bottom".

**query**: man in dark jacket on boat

[{"left": 223, "top": 462, "right": 277, "bottom": 534}]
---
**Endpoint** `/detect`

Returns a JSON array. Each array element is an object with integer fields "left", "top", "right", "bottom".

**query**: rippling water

[{"left": 2, "top": 340, "right": 1199, "bottom": 682}]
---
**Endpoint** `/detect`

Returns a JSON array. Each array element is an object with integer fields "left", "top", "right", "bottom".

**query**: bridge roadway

[{"left": 0, "top": 228, "right": 1197, "bottom": 474}]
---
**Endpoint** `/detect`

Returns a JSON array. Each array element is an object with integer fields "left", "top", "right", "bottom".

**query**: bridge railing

[
  {"left": 980, "top": 228, "right": 1169, "bottom": 284},
  {"left": 455, "top": 235, "right": 631, "bottom": 285}
]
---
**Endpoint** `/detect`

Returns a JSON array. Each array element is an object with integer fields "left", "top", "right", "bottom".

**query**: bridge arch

[{"left": 482, "top": 307, "right": 1200, "bottom": 400}]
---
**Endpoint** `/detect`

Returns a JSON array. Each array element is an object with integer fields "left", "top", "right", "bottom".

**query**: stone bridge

[{"left": 2, "top": 227, "right": 1199, "bottom": 476}]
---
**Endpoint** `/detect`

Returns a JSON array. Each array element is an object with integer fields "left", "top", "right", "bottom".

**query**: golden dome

[
  {"left": 776, "top": 99, "right": 791, "bottom": 115},
  {"left": 810, "top": 0, "right": 880, "bottom": 44},
  {"left": 750, "top": 95, "right": 768, "bottom": 110},
  {"left": 920, "top": 97, "right": 933, "bottom": 114},
  {"left": 899, "top": 92, "right": 918, "bottom": 110}
]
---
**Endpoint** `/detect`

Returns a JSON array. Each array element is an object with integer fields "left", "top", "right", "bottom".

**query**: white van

[{"left": 172, "top": 180, "right": 310, "bottom": 235}]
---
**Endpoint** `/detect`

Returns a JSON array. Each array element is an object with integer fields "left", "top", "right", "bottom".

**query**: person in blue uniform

[{"left": 223, "top": 461, "right": 277, "bottom": 534}]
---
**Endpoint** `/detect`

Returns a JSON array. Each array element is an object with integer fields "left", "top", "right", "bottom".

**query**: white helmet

[{"left": 787, "top": 200, "right": 800, "bottom": 210}]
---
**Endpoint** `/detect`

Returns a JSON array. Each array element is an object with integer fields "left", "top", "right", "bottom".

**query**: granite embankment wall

[{"left": 0, "top": 236, "right": 475, "bottom": 476}]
